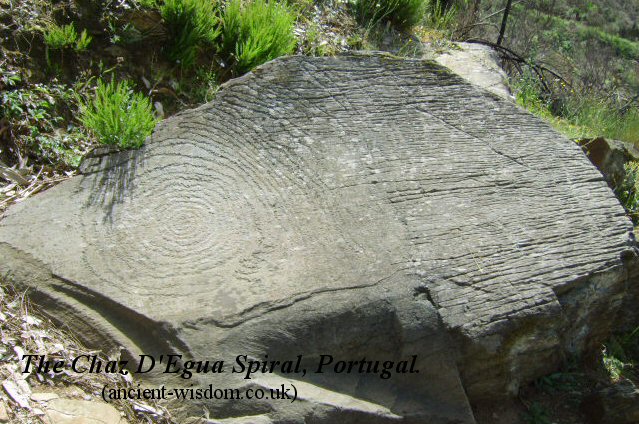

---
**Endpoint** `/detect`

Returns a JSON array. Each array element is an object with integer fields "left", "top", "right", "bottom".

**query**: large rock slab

[{"left": 0, "top": 54, "right": 637, "bottom": 423}]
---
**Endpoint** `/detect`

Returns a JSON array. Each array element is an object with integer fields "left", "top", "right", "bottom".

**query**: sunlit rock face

[{"left": 1, "top": 54, "right": 637, "bottom": 424}]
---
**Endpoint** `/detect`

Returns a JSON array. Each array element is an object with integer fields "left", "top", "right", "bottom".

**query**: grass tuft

[
  {"left": 423, "top": 0, "right": 457, "bottom": 31},
  {"left": 512, "top": 69, "right": 639, "bottom": 145},
  {"left": 617, "top": 161, "right": 639, "bottom": 222},
  {"left": 219, "top": 0, "right": 297, "bottom": 75},
  {"left": 353, "top": 0, "right": 427, "bottom": 30},
  {"left": 565, "top": 100, "right": 639, "bottom": 144},
  {"left": 138, "top": 0, "right": 159, "bottom": 8},
  {"left": 78, "top": 78, "right": 158, "bottom": 149}
]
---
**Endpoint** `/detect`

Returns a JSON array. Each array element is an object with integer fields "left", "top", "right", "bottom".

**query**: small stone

[
  {"left": 44, "top": 399, "right": 127, "bottom": 424},
  {"left": 31, "top": 392, "right": 60, "bottom": 402},
  {"left": 2, "top": 380, "right": 30, "bottom": 409},
  {"left": 0, "top": 401, "right": 9, "bottom": 422}
]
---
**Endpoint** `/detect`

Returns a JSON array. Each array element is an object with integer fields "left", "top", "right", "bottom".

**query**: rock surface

[
  {"left": 579, "top": 136, "right": 639, "bottom": 188},
  {"left": 43, "top": 399, "right": 127, "bottom": 424},
  {"left": 0, "top": 401, "right": 8, "bottom": 422},
  {"left": 0, "top": 54, "right": 637, "bottom": 423},
  {"left": 430, "top": 42, "right": 514, "bottom": 101}
]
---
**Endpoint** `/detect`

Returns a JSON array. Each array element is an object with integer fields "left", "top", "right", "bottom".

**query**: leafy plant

[
  {"left": 160, "top": 0, "right": 220, "bottom": 68},
  {"left": 219, "top": 0, "right": 297, "bottom": 75},
  {"left": 523, "top": 402, "right": 551, "bottom": 424},
  {"left": 174, "top": 67, "right": 219, "bottom": 103},
  {"left": 602, "top": 345, "right": 628, "bottom": 382},
  {"left": 33, "top": 131, "right": 86, "bottom": 168},
  {"left": 601, "top": 327, "right": 639, "bottom": 382},
  {"left": 107, "top": 20, "right": 145, "bottom": 45},
  {"left": 0, "top": 67, "right": 21, "bottom": 89},
  {"left": 534, "top": 372, "right": 578, "bottom": 394},
  {"left": 353, "top": 0, "right": 427, "bottom": 30},
  {"left": 1, "top": 83, "right": 86, "bottom": 168},
  {"left": 78, "top": 78, "right": 158, "bottom": 149}
]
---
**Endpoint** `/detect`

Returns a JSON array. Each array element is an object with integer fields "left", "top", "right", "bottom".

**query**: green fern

[
  {"left": 78, "top": 78, "right": 158, "bottom": 149},
  {"left": 219, "top": 0, "right": 297, "bottom": 75},
  {"left": 43, "top": 23, "right": 78, "bottom": 50},
  {"left": 74, "top": 29, "right": 93, "bottom": 51},
  {"left": 160, "top": 0, "right": 220, "bottom": 68}
]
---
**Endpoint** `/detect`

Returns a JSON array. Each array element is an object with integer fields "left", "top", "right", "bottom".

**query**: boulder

[
  {"left": 579, "top": 136, "right": 639, "bottom": 189},
  {"left": 0, "top": 54, "right": 637, "bottom": 423}
]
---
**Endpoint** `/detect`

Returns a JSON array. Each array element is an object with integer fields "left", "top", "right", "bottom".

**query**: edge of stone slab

[
  {"left": 0, "top": 242, "right": 192, "bottom": 384},
  {"left": 76, "top": 51, "right": 543, "bottom": 172}
]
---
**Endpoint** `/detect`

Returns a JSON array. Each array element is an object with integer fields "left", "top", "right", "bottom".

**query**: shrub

[
  {"left": 78, "top": 78, "right": 158, "bottom": 149},
  {"left": 523, "top": 402, "right": 551, "bottom": 424},
  {"left": 160, "top": 0, "right": 220, "bottom": 68},
  {"left": 353, "top": 0, "right": 427, "bottom": 30},
  {"left": 578, "top": 26, "right": 639, "bottom": 60},
  {"left": 512, "top": 68, "right": 552, "bottom": 116},
  {"left": 219, "top": 0, "right": 297, "bottom": 75}
]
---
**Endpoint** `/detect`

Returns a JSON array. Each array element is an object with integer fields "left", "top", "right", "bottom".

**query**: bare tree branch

[{"left": 497, "top": 0, "right": 514, "bottom": 45}]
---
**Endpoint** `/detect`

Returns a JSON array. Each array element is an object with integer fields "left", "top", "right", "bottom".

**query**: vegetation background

[{"left": 1, "top": 0, "right": 638, "bottom": 168}]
